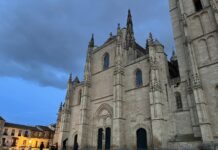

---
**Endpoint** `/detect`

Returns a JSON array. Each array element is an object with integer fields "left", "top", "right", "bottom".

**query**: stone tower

[
  {"left": 169, "top": 0, "right": 218, "bottom": 143},
  {"left": 53, "top": 5, "right": 218, "bottom": 150}
]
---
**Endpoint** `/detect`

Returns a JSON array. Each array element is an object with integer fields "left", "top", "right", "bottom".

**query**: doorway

[
  {"left": 73, "top": 134, "right": 78, "bottom": 150},
  {"left": 97, "top": 127, "right": 111, "bottom": 150},
  {"left": 136, "top": 128, "right": 147, "bottom": 150},
  {"left": 105, "top": 127, "right": 111, "bottom": 150},
  {"left": 97, "top": 128, "right": 103, "bottom": 150}
]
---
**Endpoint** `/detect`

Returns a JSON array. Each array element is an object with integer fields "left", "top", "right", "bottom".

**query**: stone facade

[
  {"left": 53, "top": 1, "right": 218, "bottom": 149},
  {"left": 169, "top": 0, "right": 218, "bottom": 148}
]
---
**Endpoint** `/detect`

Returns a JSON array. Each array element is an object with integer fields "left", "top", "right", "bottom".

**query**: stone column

[
  {"left": 78, "top": 82, "right": 90, "bottom": 150},
  {"left": 148, "top": 35, "right": 164, "bottom": 148},
  {"left": 149, "top": 66, "right": 164, "bottom": 148},
  {"left": 112, "top": 25, "right": 126, "bottom": 150},
  {"left": 177, "top": 0, "right": 214, "bottom": 142},
  {"left": 78, "top": 35, "right": 93, "bottom": 150},
  {"left": 209, "top": 0, "right": 218, "bottom": 25},
  {"left": 58, "top": 107, "right": 71, "bottom": 150},
  {"left": 102, "top": 128, "right": 105, "bottom": 150},
  {"left": 186, "top": 86, "right": 201, "bottom": 137},
  {"left": 192, "top": 73, "right": 213, "bottom": 142}
]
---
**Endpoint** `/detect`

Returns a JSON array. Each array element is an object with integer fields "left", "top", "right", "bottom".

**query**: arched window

[
  {"left": 103, "top": 53, "right": 110, "bottom": 70},
  {"left": 78, "top": 90, "right": 82, "bottom": 105},
  {"left": 135, "top": 69, "right": 143, "bottom": 87},
  {"left": 193, "top": 0, "right": 203, "bottom": 12},
  {"left": 175, "top": 92, "right": 183, "bottom": 109}
]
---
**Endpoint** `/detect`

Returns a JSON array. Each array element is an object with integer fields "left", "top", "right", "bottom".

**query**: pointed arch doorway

[
  {"left": 95, "top": 103, "right": 113, "bottom": 150},
  {"left": 136, "top": 128, "right": 147, "bottom": 150},
  {"left": 73, "top": 134, "right": 78, "bottom": 150},
  {"left": 97, "top": 127, "right": 111, "bottom": 150}
]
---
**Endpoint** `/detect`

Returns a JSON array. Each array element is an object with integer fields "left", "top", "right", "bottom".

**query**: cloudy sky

[{"left": 0, "top": 0, "right": 174, "bottom": 125}]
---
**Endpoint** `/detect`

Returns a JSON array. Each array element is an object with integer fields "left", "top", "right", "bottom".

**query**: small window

[
  {"left": 175, "top": 92, "right": 183, "bottom": 109},
  {"left": 11, "top": 129, "right": 15, "bottom": 136},
  {"left": 78, "top": 90, "right": 82, "bottom": 104},
  {"left": 3, "top": 129, "right": 8, "bottom": 135},
  {"left": 12, "top": 137, "right": 17, "bottom": 146},
  {"left": 18, "top": 130, "right": 22, "bottom": 136},
  {"left": 2, "top": 138, "right": 6, "bottom": 146},
  {"left": 24, "top": 131, "right": 28, "bottom": 137},
  {"left": 135, "top": 69, "right": 143, "bottom": 87},
  {"left": 193, "top": 0, "right": 203, "bottom": 12},
  {"left": 103, "top": 53, "right": 110, "bottom": 70}
]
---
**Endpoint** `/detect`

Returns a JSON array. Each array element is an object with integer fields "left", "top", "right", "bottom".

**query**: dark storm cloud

[{"left": 0, "top": 0, "right": 174, "bottom": 89}]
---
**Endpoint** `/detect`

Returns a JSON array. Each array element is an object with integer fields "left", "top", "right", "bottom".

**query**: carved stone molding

[
  {"left": 114, "top": 65, "right": 124, "bottom": 75},
  {"left": 192, "top": 73, "right": 202, "bottom": 89},
  {"left": 181, "top": 13, "right": 187, "bottom": 27},
  {"left": 149, "top": 57, "right": 158, "bottom": 70},
  {"left": 210, "top": 0, "right": 218, "bottom": 12},
  {"left": 150, "top": 78, "right": 162, "bottom": 92}
]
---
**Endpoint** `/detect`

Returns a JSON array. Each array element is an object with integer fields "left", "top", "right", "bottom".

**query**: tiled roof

[
  {"left": 102, "top": 36, "right": 116, "bottom": 46},
  {"left": 135, "top": 42, "right": 147, "bottom": 55},
  {"left": 50, "top": 123, "right": 56, "bottom": 128},
  {"left": 36, "top": 125, "right": 54, "bottom": 132},
  {"left": 4, "top": 122, "right": 40, "bottom": 131},
  {"left": 0, "top": 116, "right": 5, "bottom": 121},
  {"left": 101, "top": 35, "right": 147, "bottom": 54}
]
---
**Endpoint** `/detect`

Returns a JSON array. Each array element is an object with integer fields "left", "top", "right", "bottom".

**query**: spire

[
  {"left": 67, "top": 73, "right": 73, "bottom": 96},
  {"left": 126, "top": 9, "right": 135, "bottom": 49},
  {"left": 126, "top": 9, "right": 133, "bottom": 34},
  {"left": 147, "top": 32, "right": 154, "bottom": 46},
  {"left": 117, "top": 23, "right": 121, "bottom": 36},
  {"left": 59, "top": 102, "right": 62, "bottom": 112},
  {"left": 72, "top": 76, "right": 80, "bottom": 84},
  {"left": 149, "top": 32, "right": 153, "bottom": 41},
  {"left": 110, "top": 32, "right": 113, "bottom": 37},
  {"left": 68, "top": 73, "right": 72, "bottom": 83},
  {"left": 117, "top": 23, "right": 120, "bottom": 30},
  {"left": 172, "top": 50, "right": 175, "bottom": 56},
  {"left": 145, "top": 39, "right": 149, "bottom": 49},
  {"left": 88, "top": 34, "right": 94, "bottom": 48},
  {"left": 171, "top": 50, "right": 177, "bottom": 61}
]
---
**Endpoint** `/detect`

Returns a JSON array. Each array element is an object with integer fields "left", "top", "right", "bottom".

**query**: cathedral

[{"left": 53, "top": 0, "right": 218, "bottom": 149}]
